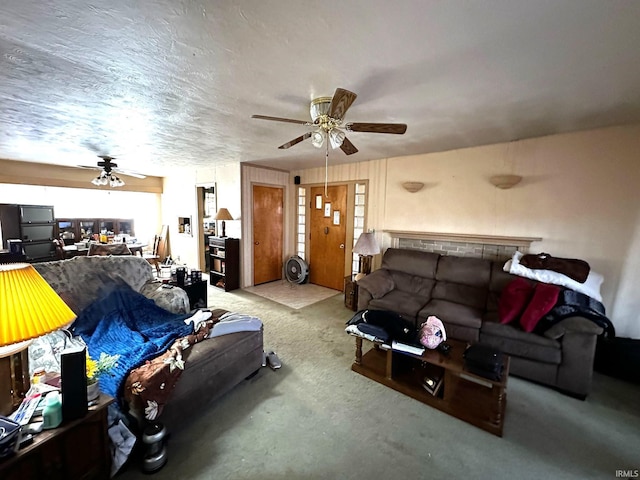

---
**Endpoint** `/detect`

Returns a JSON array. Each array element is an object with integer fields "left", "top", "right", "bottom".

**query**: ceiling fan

[
  {"left": 78, "top": 155, "right": 146, "bottom": 187},
  {"left": 252, "top": 87, "right": 407, "bottom": 156}
]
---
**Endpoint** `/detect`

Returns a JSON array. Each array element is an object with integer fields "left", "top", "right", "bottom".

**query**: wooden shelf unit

[
  {"left": 56, "top": 218, "right": 134, "bottom": 242},
  {"left": 208, "top": 236, "right": 239, "bottom": 291}
]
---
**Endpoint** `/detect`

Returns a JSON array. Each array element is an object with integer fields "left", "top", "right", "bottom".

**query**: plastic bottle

[
  {"left": 32, "top": 368, "right": 46, "bottom": 384},
  {"left": 43, "top": 391, "right": 62, "bottom": 429}
]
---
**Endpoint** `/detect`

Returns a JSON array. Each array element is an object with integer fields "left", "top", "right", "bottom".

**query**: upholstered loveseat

[
  {"left": 357, "top": 248, "right": 605, "bottom": 398},
  {"left": 30, "top": 255, "right": 264, "bottom": 434}
]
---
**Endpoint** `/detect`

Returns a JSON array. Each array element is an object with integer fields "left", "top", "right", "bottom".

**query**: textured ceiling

[{"left": 1, "top": 1, "right": 639, "bottom": 176}]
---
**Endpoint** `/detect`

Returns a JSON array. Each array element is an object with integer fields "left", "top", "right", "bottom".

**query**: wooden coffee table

[{"left": 350, "top": 336, "right": 509, "bottom": 436}]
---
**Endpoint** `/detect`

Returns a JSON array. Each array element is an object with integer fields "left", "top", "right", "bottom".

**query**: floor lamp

[
  {"left": 214, "top": 208, "right": 234, "bottom": 238},
  {"left": 0, "top": 263, "right": 76, "bottom": 415},
  {"left": 353, "top": 232, "right": 381, "bottom": 281}
]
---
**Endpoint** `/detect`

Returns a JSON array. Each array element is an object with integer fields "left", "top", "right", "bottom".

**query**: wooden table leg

[{"left": 354, "top": 337, "right": 363, "bottom": 365}]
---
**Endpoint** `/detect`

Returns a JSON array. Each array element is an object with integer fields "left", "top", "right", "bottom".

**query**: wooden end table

[
  {"left": 168, "top": 278, "right": 208, "bottom": 310},
  {"left": 344, "top": 275, "right": 358, "bottom": 311},
  {"left": 0, "top": 393, "right": 114, "bottom": 479},
  {"left": 351, "top": 336, "right": 509, "bottom": 436}
]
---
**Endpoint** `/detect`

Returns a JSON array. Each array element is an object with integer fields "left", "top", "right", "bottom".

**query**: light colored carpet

[
  {"left": 117, "top": 287, "right": 640, "bottom": 480},
  {"left": 243, "top": 280, "right": 341, "bottom": 309}
]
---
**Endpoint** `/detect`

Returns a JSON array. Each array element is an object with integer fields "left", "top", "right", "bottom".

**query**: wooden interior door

[
  {"left": 252, "top": 185, "right": 284, "bottom": 285},
  {"left": 309, "top": 185, "right": 347, "bottom": 291}
]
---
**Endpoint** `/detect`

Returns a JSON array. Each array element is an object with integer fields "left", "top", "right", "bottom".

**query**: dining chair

[{"left": 143, "top": 226, "right": 168, "bottom": 274}]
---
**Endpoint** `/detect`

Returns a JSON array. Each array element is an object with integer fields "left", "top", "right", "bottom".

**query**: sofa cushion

[
  {"left": 435, "top": 255, "right": 491, "bottom": 288},
  {"left": 489, "top": 260, "right": 515, "bottom": 293},
  {"left": 389, "top": 270, "right": 435, "bottom": 298},
  {"left": 381, "top": 248, "right": 439, "bottom": 279},
  {"left": 418, "top": 299, "right": 483, "bottom": 329},
  {"left": 498, "top": 277, "right": 535, "bottom": 325},
  {"left": 520, "top": 283, "right": 561, "bottom": 333},
  {"left": 357, "top": 269, "right": 395, "bottom": 299},
  {"left": 368, "top": 290, "right": 429, "bottom": 321},
  {"left": 432, "top": 281, "right": 487, "bottom": 309},
  {"left": 480, "top": 322, "right": 561, "bottom": 364}
]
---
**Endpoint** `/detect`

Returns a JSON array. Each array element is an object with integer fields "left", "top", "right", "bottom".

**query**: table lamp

[
  {"left": 214, "top": 208, "right": 234, "bottom": 238},
  {"left": 0, "top": 263, "right": 77, "bottom": 415},
  {"left": 353, "top": 232, "right": 381, "bottom": 281}
]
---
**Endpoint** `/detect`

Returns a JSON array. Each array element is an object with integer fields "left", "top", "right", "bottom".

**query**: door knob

[
  {"left": 339, "top": 244, "right": 345, "bottom": 249},
  {"left": 254, "top": 241, "right": 260, "bottom": 245},
  {"left": 324, "top": 227, "right": 329, "bottom": 234}
]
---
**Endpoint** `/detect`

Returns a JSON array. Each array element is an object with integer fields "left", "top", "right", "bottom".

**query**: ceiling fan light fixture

[
  {"left": 90, "top": 169, "right": 124, "bottom": 187},
  {"left": 329, "top": 128, "right": 345, "bottom": 149},
  {"left": 310, "top": 97, "right": 332, "bottom": 123},
  {"left": 109, "top": 174, "right": 125, "bottom": 187},
  {"left": 311, "top": 129, "right": 326, "bottom": 148}
]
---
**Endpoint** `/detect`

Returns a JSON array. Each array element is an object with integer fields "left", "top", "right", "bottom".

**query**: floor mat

[{"left": 243, "top": 280, "right": 340, "bottom": 309}]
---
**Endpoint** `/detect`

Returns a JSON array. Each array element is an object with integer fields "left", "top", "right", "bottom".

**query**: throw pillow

[
  {"left": 520, "top": 283, "right": 561, "bottom": 333},
  {"left": 498, "top": 278, "right": 535, "bottom": 325},
  {"left": 357, "top": 269, "right": 395, "bottom": 299}
]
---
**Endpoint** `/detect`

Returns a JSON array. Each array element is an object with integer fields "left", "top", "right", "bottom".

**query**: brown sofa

[{"left": 356, "top": 248, "right": 604, "bottom": 398}]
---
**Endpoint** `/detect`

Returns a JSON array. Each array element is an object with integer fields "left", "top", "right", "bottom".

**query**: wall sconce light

[
  {"left": 402, "top": 181, "right": 425, "bottom": 193},
  {"left": 490, "top": 175, "right": 522, "bottom": 189}
]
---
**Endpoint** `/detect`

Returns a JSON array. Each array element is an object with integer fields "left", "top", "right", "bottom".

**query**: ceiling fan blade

[
  {"left": 252, "top": 114, "right": 312, "bottom": 125},
  {"left": 328, "top": 88, "right": 357, "bottom": 120},
  {"left": 340, "top": 137, "right": 358, "bottom": 155},
  {"left": 278, "top": 132, "right": 312, "bottom": 149},
  {"left": 345, "top": 122, "right": 407, "bottom": 134},
  {"left": 113, "top": 168, "right": 146, "bottom": 179}
]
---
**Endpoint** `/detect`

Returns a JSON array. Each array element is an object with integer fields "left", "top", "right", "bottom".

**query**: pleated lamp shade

[{"left": 0, "top": 263, "right": 76, "bottom": 347}]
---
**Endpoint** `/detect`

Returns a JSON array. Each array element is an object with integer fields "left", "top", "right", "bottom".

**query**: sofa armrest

[
  {"left": 357, "top": 285, "right": 373, "bottom": 311},
  {"left": 544, "top": 316, "right": 603, "bottom": 398},
  {"left": 357, "top": 269, "right": 395, "bottom": 296},
  {"left": 140, "top": 281, "right": 190, "bottom": 314},
  {"left": 544, "top": 317, "right": 604, "bottom": 340},
  {"left": 356, "top": 269, "right": 392, "bottom": 311}
]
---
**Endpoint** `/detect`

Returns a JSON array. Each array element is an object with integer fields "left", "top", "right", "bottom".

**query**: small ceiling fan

[
  {"left": 78, "top": 155, "right": 146, "bottom": 187},
  {"left": 252, "top": 87, "right": 407, "bottom": 155}
]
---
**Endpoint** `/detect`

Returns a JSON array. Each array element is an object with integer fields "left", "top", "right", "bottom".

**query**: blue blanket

[{"left": 72, "top": 285, "right": 193, "bottom": 399}]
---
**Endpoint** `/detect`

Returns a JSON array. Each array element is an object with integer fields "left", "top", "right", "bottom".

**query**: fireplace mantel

[
  {"left": 383, "top": 230, "right": 542, "bottom": 260},
  {"left": 383, "top": 230, "right": 542, "bottom": 248}
]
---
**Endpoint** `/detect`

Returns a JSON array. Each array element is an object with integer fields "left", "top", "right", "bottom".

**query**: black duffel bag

[{"left": 463, "top": 344, "right": 505, "bottom": 381}]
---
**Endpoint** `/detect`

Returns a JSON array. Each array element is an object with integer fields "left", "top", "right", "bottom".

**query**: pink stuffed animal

[{"left": 419, "top": 316, "right": 447, "bottom": 349}]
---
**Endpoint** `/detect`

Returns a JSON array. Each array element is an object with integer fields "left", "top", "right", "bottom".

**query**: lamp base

[
  {"left": 0, "top": 348, "right": 30, "bottom": 416},
  {"left": 358, "top": 255, "right": 372, "bottom": 276}
]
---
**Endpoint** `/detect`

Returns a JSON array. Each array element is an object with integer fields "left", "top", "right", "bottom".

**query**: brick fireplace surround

[{"left": 384, "top": 230, "right": 542, "bottom": 262}]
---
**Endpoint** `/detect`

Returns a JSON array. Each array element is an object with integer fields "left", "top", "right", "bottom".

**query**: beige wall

[
  {"left": 163, "top": 163, "right": 242, "bottom": 270},
  {"left": 293, "top": 124, "right": 640, "bottom": 338}
]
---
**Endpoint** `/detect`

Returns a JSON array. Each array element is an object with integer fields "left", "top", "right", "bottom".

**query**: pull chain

[{"left": 324, "top": 140, "right": 329, "bottom": 197}]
